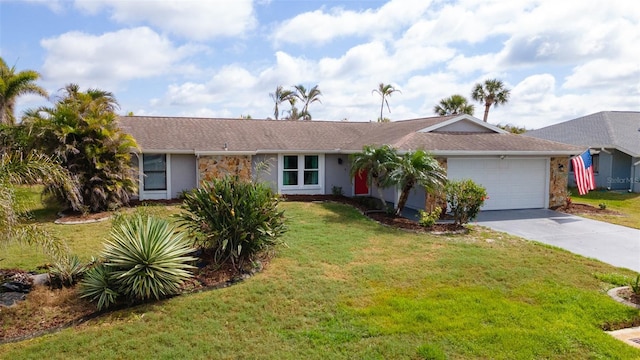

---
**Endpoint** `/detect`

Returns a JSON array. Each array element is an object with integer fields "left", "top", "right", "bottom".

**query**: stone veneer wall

[
  {"left": 198, "top": 155, "right": 252, "bottom": 184},
  {"left": 425, "top": 157, "right": 448, "bottom": 212},
  {"left": 549, "top": 157, "right": 569, "bottom": 208}
]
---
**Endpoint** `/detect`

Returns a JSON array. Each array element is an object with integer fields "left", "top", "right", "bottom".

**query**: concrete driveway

[{"left": 475, "top": 209, "right": 640, "bottom": 273}]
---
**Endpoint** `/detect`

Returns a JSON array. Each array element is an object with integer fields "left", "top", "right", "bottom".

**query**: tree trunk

[
  {"left": 0, "top": 104, "right": 9, "bottom": 125},
  {"left": 395, "top": 184, "right": 412, "bottom": 216},
  {"left": 483, "top": 103, "right": 491, "bottom": 122},
  {"left": 375, "top": 181, "right": 388, "bottom": 210}
]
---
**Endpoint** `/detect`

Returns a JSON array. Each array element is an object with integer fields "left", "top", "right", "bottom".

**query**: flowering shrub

[
  {"left": 418, "top": 207, "right": 442, "bottom": 228},
  {"left": 445, "top": 179, "right": 487, "bottom": 225}
]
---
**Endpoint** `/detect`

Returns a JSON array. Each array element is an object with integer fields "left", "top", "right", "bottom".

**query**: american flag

[{"left": 572, "top": 150, "right": 596, "bottom": 195}]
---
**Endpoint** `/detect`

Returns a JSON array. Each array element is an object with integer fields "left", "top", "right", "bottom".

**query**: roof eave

[{"left": 430, "top": 150, "right": 582, "bottom": 156}]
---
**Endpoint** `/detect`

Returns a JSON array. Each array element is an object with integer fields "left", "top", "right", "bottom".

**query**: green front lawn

[
  {"left": 571, "top": 189, "right": 640, "bottom": 229},
  {"left": 1, "top": 199, "right": 639, "bottom": 358}
]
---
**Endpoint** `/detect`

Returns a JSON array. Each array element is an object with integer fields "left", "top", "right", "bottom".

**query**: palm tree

[
  {"left": 0, "top": 150, "right": 81, "bottom": 259},
  {"left": 372, "top": 83, "right": 401, "bottom": 122},
  {"left": 24, "top": 84, "right": 138, "bottom": 213},
  {"left": 388, "top": 150, "right": 446, "bottom": 216},
  {"left": 433, "top": 94, "right": 474, "bottom": 116},
  {"left": 350, "top": 144, "right": 398, "bottom": 209},
  {"left": 292, "top": 84, "right": 322, "bottom": 120},
  {"left": 269, "top": 85, "right": 293, "bottom": 120},
  {"left": 0, "top": 57, "right": 48, "bottom": 125},
  {"left": 471, "top": 79, "right": 511, "bottom": 122},
  {"left": 283, "top": 96, "right": 303, "bottom": 120}
]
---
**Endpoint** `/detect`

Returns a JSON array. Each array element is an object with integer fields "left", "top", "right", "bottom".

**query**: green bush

[
  {"left": 49, "top": 254, "right": 89, "bottom": 288},
  {"left": 418, "top": 207, "right": 442, "bottom": 228},
  {"left": 79, "top": 214, "right": 196, "bottom": 309},
  {"left": 631, "top": 275, "right": 640, "bottom": 295},
  {"left": 445, "top": 179, "right": 487, "bottom": 225},
  {"left": 178, "top": 176, "right": 287, "bottom": 272},
  {"left": 79, "top": 263, "right": 119, "bottom": 311},
  {"left": 104, "top": 214, "right": 196, "bottom": 302}
]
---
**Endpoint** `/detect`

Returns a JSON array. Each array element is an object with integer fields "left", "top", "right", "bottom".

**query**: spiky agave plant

[
  {"left": 79, "top": 263, "right": 119, "bottom": 310},
  {"left": 102, "top": 214, "right": 196, "bottom": 303}
]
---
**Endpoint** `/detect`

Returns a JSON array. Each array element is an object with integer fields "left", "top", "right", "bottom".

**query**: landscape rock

[{"left": 31, "top": 273, "right": 50, "bottom": 287}]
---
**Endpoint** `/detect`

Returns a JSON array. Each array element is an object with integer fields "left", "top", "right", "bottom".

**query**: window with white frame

[
  {"left": 283, "top": 155, "right": 299, "bottom": 185},
  {"left": 281, "top": 155, "right": 321, "bottom": 188},
  {"left": 303, "top": 155, "right": 319, "bottom": 185},
  {"left": 143, "top": 154, "right": 167, "bottom": 190}
]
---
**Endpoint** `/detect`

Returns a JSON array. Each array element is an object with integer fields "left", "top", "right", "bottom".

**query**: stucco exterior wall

[
  {"left": 171, "top": 154, "right": 197, "bottom": 198},
  {"left": 549, "top": 157, "right": 569, "bottom": 207},
  {"left": 609, "top": 150, "right": 632, "bottom": 190},
  {"left": 324, "top": 154, "right": 353, "bottom": 196},
  {"left": 252, "top": 154, "right": 278, "bottom": 192},
  {"left": 198, "top": 155, "right": 251, "bottom": 184}
]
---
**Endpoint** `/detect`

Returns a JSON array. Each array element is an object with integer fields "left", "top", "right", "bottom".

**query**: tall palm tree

[
  {"left": 471, "top": 78, "right": 511, "bottom": 122},
  {"left": 433, "top": 94, "right": 474, "bottom": 116},
  {"left": 293, "top": 84, "right": 322, "bottom": 120},
  {"left": 269, "top": 85, "right": 293, "bottom": 120},
  {"left": 350, "top": 144, "right": 398, "bottom": 209},
  {"left": 0, "top": 150, "right": 81, "bottom": 258},
  {"left": 372, "top": 83, "right": 401, "bottom": 122},
  {"left": 0, "top": 57, "right": 48, "bottom": 125},
  {"left": 388, "top": 150, "right": 446, "bottom": 216}
]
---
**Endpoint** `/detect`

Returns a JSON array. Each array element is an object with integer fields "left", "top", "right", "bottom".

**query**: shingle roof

[
  {"left": 525, "top": 111, "right": 640, "bottom": 157},
  {"left": 119, "top": 115, "right": 581, "bottom": 155}
]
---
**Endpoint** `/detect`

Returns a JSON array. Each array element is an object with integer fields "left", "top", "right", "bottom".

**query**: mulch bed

[
  {"left": 552, "top": 202, "right": 623, "bottom": 216},
  {"left": 0, "top": 259, "right": 260, "bottom": 342}
]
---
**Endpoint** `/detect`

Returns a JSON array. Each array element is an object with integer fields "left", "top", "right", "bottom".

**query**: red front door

[{"left": 354, "top": 170, "right": 369, "bottom": 195}]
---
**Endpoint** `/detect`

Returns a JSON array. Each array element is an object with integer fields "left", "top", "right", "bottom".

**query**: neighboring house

[
  {"left": 119, "top": 114, "right": 581, "bottom": 211},
  {"left": 526, "top": 111, "right": 640, "bottom": 193}
]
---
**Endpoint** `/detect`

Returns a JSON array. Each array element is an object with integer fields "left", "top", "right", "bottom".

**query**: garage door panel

[{"left": 448, "top": 158, "right": 547, "bottom": 210}]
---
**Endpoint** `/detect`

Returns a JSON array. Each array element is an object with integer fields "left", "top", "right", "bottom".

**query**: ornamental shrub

[
  {"left": 178, "top": 176, "right": 287, "bottom": 272},
  {"left": 79, "top": 214, "right": 196, "bottom": 309},
  {"left": 445, "top": 179, "right": 487, "bottom": 225},
  {"left": 49, "top": 254, "right": 89, "bottom": 288},
  {"left": 79, "top": 263, "right": 119, "bottom": 311},
  {"left": 418, "top": 207, "right": 442, "bottom": 228}
]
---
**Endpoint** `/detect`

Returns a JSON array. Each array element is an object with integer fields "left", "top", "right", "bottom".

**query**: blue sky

[{"left": 1, "top": 0, "right": 638, "bottom": 128}]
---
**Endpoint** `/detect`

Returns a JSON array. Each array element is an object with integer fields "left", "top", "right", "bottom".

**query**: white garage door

[{"left": 447, "top": 158, "right": 548, "bottom": 210}]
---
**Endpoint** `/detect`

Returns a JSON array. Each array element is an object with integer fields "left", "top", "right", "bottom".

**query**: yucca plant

[
  {"left": 49, "top": 254, "right": 89, "bottom": 288},
  {"left": 79, "top": 263, "right": 119, "bottom": 310},
  {"left": 102, "top": 214, "right": 196, "bottom": 302},
  {"left": 178, "top": 176, "right": 287, "bottom": 272}
]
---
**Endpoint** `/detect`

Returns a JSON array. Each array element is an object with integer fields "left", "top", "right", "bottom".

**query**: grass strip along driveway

[
  {"left": 571, "top": 190, "right": 640, "bottom": 229},
  {"left": 1, "top": 202, "right": 640, "bottom": 359}
]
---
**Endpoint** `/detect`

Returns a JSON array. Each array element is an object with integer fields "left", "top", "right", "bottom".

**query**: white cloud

[
  {"left": 563, "top": 60, "right": 640, "bottom": 91},
  {"left": 40, "top": 27, "right": 204, "bottom": 89},
  {"left": 271, "top": 0, "right": 434, "bottom": 46},
  {"left": 73, "top": 0, "right": 256, "bottom": 40}
]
